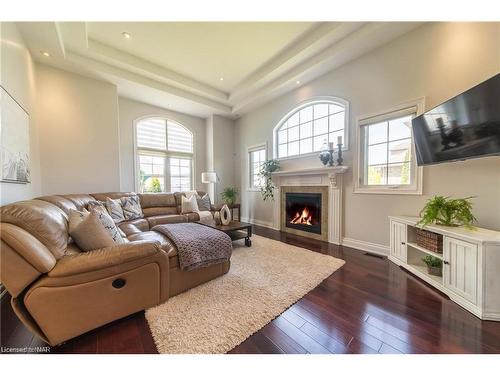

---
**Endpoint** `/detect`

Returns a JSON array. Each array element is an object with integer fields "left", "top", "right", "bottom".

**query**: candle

[
  {"left": 337, "top": 135, "right": 343, "bottom": 145},
  {"left": 328, "top": 142, "right": 334, "bottom": 150}
]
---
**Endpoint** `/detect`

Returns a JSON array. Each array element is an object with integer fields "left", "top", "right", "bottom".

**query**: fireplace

[
  {"left": 285, "top": 193, "right": 322, "bottom": 235},
  {"left": 280, "top": 185, "right": 328, "bottom": 241}
]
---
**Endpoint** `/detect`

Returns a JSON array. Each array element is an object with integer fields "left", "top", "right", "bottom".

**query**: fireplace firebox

[{"left": 285, "top": 193, "right": 322, "bottom": 235}]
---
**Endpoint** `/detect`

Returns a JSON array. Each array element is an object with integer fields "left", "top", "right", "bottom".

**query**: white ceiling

[
  {"left": 16, "top": 21, "right": 423, "bottom": 118},
  {"left": 87, "top": 22, "right": 316, "bottom": 92}
]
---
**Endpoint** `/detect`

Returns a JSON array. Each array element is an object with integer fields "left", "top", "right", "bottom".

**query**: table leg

[{"left": 245, "top": 226, "right": 252, "bottom": 247}]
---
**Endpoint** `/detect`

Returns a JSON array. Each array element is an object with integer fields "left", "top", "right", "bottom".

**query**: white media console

[{"left": 389, "top": 216, "right": 500, "bottom": 321}]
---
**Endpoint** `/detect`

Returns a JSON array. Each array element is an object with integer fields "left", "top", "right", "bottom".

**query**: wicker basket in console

[{"left": 415, "top": 228, "right": 443, "bottom": 253}]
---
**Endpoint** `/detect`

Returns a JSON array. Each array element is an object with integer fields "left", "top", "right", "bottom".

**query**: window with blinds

[{"left": 135, "top": 118, "right": 194, "bottom": 193}]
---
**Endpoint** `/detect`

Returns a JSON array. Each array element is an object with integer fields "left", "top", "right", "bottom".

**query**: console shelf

[
  {"left": 389, "top": 216, "right": 500, "bottom": 321},
  {"left": 407, "top": 242, "right": 443, "bottom": 259}
]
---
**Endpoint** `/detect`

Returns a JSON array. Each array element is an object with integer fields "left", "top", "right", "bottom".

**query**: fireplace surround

[{"left": 272, "top": 166, "right": 348, "bottom": 244}]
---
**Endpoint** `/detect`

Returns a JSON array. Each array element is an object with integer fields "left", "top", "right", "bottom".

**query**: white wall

[
  {"left": 235, "top": 22, "right": 500, "bottom": 247},
  {"left": 0, "top": 22, "right": 41, "bottom": 205},
  {"left": 118, "top": 97, "right": 207, "bottom": 192},
  {"left": 36, "top": 64, "right": 121, "bottom": 194}
]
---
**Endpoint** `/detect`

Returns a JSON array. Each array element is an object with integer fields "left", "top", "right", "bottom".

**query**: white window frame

[
  {"left": 248, "top": 142, "right": 267, "bottom": 192},
  {"left": 354, "top": 98, "right": 425, "bottom": 195},
  {"left": 273, "top": 96, "right": 350, "bottom": 160},
  {"left": 133, "top": 116, "right": 195, "bottom": 193}
]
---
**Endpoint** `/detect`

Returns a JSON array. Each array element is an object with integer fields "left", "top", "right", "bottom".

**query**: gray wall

[{"left": 235, "top": 22, "right": 500, "bottom": 246}]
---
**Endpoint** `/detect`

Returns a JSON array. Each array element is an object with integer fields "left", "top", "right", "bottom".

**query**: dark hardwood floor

[{"left": 2, "top": 225, "right": 500, "bottom": 354}]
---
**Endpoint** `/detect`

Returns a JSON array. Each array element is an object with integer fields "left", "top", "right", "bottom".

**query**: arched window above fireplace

[{"left": 273, "top": 97, "right": 349, "bottom": 159}]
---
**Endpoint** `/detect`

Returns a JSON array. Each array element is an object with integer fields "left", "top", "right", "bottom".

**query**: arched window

[
  {"left": 274, "top": 98, "right": 348, "bottom": 159},
  {"left": 135, "top": 117, "right": 194, "bottom": 193}
]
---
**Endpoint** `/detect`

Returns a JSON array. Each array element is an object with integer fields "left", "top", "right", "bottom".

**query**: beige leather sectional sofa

[{"left": 0, "top": 191, "right": 230, "bottom": 346}]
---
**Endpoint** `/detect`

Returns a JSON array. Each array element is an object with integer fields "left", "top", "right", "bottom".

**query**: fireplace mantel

[
  {"left": 272, "top": 165, "right": 348, "bottom": 176},
  {"left": 272, "top": 165, "right": 348, "bottom": 187},
  {"left": 271, "top": 165, "right": 348, "bottom": 245}
]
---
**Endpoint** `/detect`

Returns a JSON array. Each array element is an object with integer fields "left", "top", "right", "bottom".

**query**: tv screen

[{"left": 412, "top": 73, "right": 500, "bottom": 166}]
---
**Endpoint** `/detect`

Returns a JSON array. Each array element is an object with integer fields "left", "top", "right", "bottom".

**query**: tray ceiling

[{"left": 16, "top": 21, "right": 422, "bottom": 118}]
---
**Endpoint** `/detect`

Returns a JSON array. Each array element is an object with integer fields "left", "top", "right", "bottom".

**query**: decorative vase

[
  {"left": 220, "top": 204, "right": 231, "bottom": 225},
  {"left": 213, "top": 211, "right": 222, "bottom": 225}
]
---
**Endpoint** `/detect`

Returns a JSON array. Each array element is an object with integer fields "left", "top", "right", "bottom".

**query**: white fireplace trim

[{"left": 271, "top": 166, "right": 348, "bottom": 245}]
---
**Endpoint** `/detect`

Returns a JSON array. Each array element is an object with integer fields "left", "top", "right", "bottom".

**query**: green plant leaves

[{"left": 417, "top": 195, "right": 476, "bottom": 228}]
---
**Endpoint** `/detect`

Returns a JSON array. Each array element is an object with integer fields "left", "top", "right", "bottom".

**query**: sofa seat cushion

[
  {"left": 118, "top": 218, "right": 149, "bottom": 236},
  {"left": 142, "top": 206, "right": 178, "bottom": 217},
  {"left": 127, "top": 231, "right": 175, "bottom": 254},
  {"left": 146, "top": 214, "right": 187, "bottom": 227},
  {"left": 183, "top": 212, "right": 200, "bottom": 222}
]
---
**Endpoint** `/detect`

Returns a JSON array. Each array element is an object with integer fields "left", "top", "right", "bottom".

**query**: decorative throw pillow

[
  {"left": 120, "top": 195, "right": 144, "bottom": 220},
  {"left": 68, "top": 209, "right": 116, "bottom": 251},
  {"left": 105, "top": 197, "right": 125, "bottom": 223},
  {"left": 196, "top": 194, "right": 211, "bottom": 211},
  {"left": 184, "top": 190, "right": 199, "bottom": 199},
  {"left": 91, "top": 206, "right": 126, "bottom": 244},
  {"left": 181, "top": 194, "right": 199, "bottom": 214},
  {"left": 87, "top": 200, "right": 106, "bottom": 210}
]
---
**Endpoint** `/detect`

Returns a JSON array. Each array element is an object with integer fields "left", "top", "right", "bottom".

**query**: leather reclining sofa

[{"left": 0, "top": 191, "right": 230, "bottom": 346}]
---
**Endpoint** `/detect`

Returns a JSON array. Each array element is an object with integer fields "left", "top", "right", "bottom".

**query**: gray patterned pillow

[
  {"left": 105, "top": 197, "right": 125, "bottom": 223},
  {"left": 91, "top": 206, "right": 126, "bottom": 244},
  {"left": 87, "top": 200, "right": 105, "bottom": 210},
  {"left": 196, "top": 194, "right": 211, "bottom": 211},
  {"left": 121, "top": 195, "right": 143, "bottom": 220}
]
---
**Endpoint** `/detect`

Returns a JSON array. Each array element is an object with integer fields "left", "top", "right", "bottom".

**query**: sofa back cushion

[
  {"left": 35, "top": 195, "right": 77, "bottom": 218},
  {"left": 0, "top": 200, "right": 69, "bottom": 259},
  {"left": 90, "top": 192, "right": 136, "bottom": 202},
  {"left": 138, "top": 193, "right": 178, "bottom": 217}
]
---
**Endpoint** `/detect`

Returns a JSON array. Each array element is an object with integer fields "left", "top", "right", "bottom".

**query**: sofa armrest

[{"left": 48, "top": 240, "right": 164, "bottom": 277}]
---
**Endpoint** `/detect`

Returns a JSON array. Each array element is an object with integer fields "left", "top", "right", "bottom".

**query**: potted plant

[
  {"left": 221, "top": 187, "right": 238, "bottom": 206},
  {"left": 422, "top": 255, "right": 443, "bottom": 276},
  {"left": 417, "top": 195, "right": 476, "bottom": 228},
  {"left": 259, "top": 159, "right": 280, "bottom": 201}
]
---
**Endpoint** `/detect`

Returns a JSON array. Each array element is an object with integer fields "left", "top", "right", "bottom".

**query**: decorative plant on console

[
  {"left": 418, "top": 195, "right": 476, "bottom": 228},
  {"left": 259, "top": 159, "right": 280, "bottom": 201},
  {"left": 221, "top": 187, "right": 238, "bottom": 206},
  {"left": 422, "top": 255, "right": 443, "bottom": 276}
]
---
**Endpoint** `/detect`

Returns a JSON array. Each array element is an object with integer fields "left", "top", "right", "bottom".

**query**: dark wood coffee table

[{"left": 198, "top": 220, "right": 252, "bottom": 247}]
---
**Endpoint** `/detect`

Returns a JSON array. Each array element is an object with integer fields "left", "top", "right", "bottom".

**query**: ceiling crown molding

[
  {"left": 86, "top": 39, "right": 230, "bottom": 103},
  {"left": 17, "top": 21, "right": 424, "bottom": 118}
]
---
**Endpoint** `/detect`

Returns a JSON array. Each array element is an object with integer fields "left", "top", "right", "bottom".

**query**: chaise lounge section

[{"left": 0, "top": 191, "right": 230, "bottom": 346}]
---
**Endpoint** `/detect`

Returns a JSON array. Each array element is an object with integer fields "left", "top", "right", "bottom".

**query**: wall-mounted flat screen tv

[{"left": 412, "top": 73, "right": 500, "bottom": 166}]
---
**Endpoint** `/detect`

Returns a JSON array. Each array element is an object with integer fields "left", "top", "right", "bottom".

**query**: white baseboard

[
  {"left": 240, "top": 217, "right": 276, "bottom": 230},
  {"left": 341, "top": 237, "right": 389, "bottom": 256},
  {"left": 241, "top": 218, "right": 389, "bottom": 256}
]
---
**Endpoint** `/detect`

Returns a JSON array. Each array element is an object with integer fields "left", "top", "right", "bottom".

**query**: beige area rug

[{"left": 145, "top": 234, "right": 345, "bottom": 354}]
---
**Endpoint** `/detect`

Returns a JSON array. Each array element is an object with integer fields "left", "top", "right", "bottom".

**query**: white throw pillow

[
  {"left": 181, "top": 194, "right": 199, "bottom": 214},
  {"left": 184, "top": 190, "right": 199, "bottom": 199}
]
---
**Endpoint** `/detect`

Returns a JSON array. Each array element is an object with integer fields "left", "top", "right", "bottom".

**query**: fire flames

[{"left": 290, "top": 207, "right": 313, "bottom": 226}]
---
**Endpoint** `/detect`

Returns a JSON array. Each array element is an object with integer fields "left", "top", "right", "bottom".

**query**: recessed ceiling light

[
  {"left": 40, "top": 50, "right": 50, "bottom": 57},
  {"left": 122, "top": 32, "right": 131, "bottom": 39},
  {"left": 296, "top": 80, "right": 301, "bottom": 85},
  {"left": 219, "top": 77, "right": 224, "bottom": 81}
]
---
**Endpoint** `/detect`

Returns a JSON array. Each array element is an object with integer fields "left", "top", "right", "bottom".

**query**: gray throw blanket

[{"left": 153, "top": 223, "right": 232, "bottom": 271}]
